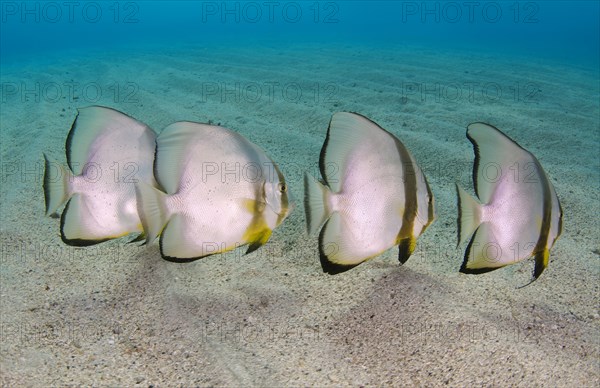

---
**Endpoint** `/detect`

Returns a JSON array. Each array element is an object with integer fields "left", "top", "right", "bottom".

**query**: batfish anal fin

[
  {"left": 60, "top": 196, "right": 113, "bottom": 246},
  {"left": 318, "top": 225, "right": 360, "bottom": 275}
]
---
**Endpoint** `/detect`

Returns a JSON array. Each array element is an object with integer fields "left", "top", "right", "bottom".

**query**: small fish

[
  {"left": 135, "top": 121, "right": 293, "bottom": 261},
  {"left": 304, "top": 112, "right": 435, "bottom": 274},
  {"left": 43, "top": 106, "right": 158, "bottom": 245},
  {"left": 457, "top": 122, "right": 563, "bottom": 282}
]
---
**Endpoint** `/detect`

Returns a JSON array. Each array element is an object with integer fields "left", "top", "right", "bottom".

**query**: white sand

[{"left": 1, "top": 43, "right": 598, "bottom": 386}]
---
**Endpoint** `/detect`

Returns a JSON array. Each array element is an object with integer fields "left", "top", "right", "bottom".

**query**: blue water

[
  {"left": 1, "top": 1, "right": 599, "bottom": 68},
  {"left": 2, "top": 2, "right": 600, "bottom": 386}
]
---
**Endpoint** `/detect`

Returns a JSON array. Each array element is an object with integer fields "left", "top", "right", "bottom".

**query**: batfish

[
  {"left": 43, "top": 106, "right": 158, "bottom": 245},
  {"left": 457, "top": 122, "right": 563, "bottom": 282},
  {"left": 135, "top": 121, "right": 293, "bottom": 261},
  {"left": 304, "top": 112, "right": 435, "bottom": 274}
]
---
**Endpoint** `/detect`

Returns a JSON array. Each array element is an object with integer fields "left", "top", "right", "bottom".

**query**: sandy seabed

[{"left": 1, "top": 43, "right": 598, "bottom": 386}]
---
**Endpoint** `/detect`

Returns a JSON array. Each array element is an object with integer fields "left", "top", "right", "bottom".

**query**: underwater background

[{"left": 1, "top": 1, "right": 599, "bottom": 386}]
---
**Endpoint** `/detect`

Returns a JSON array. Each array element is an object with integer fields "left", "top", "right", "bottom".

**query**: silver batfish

[
  {"left": 457, "top": 122, "right": 563, "bottom": 282},
  {"left": 43, "top": 106, "right": 157, "bottom": 245},
  {"left": 304, "top": 112, "right": 435, "bottom": 274},
  {"left": 135, "top": 121, "right": 293, "bottom": 261}
]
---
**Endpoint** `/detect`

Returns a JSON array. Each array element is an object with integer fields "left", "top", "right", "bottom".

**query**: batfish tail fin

[
  {"left": 304, "top": 173, "right": 332, "bottom": 235},
  {"left": 135, "top": 182, "right": 169, "bottom": 244},
  {"left": 456, "top": 184, "right": 482, "bottom": 246},
  {"left": 43, "top": 154, "right": 73, "bottom": 217}
]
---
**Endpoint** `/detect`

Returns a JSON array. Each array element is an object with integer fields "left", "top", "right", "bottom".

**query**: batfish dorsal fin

[
  {"left": 154, "top": 121, "right": 211, "bottom": 195},
  {"left": 156, "top": 122, "right": 261, "bottom": 195},
  {"left": 320, "top": 112, "right": 391, "bottom": 192},
  {"left": 66, "top": 106, "right": 152, "bottom": 175},
  {"left": 466, "top": 122, "right": 531, "bottom": 204}
]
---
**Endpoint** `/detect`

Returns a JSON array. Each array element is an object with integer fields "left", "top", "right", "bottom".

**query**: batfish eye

[{"left": 279, "top": 183, "right": 287, "bottom": 193}]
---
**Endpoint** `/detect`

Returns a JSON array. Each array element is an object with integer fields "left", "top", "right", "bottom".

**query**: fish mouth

[{"left": 282, "top": 184, "right": 296, "bottom": 218}]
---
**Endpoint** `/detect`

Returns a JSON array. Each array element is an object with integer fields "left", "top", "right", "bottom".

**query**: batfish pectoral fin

[
  {"left": 397, "top": 236, "right": 417, "bottom": 264},
  {"left": 243, "top": 211, "right": 272, "bottom": 255},
  {"left": 245, "top": 231, "right": 271, "bottom": 255},
  {"left": 241, "top": 198, "right": 266, "bottom": 214},
  {"left": 155, "top": 121, "right": 218, "bottom": 195}
]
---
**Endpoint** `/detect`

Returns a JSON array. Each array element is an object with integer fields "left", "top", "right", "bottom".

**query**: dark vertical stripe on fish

[
  {"left": 273, "top": 161, "right": 289, "bottom": 226},
  {"left": 319, "top": 116, "right": 334, "bottom": 187},
  {"left": 532, "top": 162, "right": 554, "bottom": 278},
  {"left": 424, "top": 173, "right": 435, "bottom": 231},
  {"left": 65, "top": 110, "right": 81, "bottom": 171},
  {"left": 393, "top": 138, "right": 418, "bottom": 240}
]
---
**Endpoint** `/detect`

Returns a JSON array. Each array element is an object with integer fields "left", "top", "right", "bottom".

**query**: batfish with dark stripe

[
  {"left": 456, "top": 122, "right": 562, "bottom": 282},
  {"left": 304, "top": 112, "right": 435, "bottom": 274}
]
